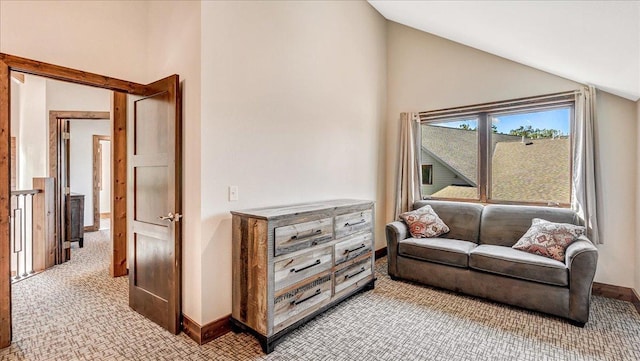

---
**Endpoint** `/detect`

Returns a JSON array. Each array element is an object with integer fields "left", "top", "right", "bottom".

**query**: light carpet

[{"left": 1, "top": 228, "right": 640, "bottom": 360}]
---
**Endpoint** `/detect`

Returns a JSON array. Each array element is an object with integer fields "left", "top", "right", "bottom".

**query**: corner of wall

[{"left": 636, "top": 99, "right": 640, "bottom": 294}]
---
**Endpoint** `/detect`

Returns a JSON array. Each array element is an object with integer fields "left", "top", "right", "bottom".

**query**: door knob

[{"left": 159, "top": 212, "right": 182, "bottom": 222}]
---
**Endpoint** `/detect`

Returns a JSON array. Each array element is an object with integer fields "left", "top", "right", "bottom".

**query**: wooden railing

[{"left": 10, "top": 177, "right": 55, "bottom": 282}]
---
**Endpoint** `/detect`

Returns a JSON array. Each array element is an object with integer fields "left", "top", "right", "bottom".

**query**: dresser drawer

[
  {"left": 273, "top": 275, "right": 332, "bottom": 332},
  {"left": 334, "top": 232, "right": 373, "bottom": 265},
  {"left": 274, "top": 218, "right": 334, "bottom": 257},
  {"left": 274, "top": 247, "right": 332, "bottom": 291},
  {"left": 334, "top": 210, "right": 372, "bottom": 239},
  {"left": 334, "top": 258, "right": 372, "bottom": 295}
]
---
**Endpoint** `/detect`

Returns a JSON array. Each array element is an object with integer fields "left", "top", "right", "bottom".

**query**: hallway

[{"left": 0, "top": 229, "right": 261, "bottom": 360}]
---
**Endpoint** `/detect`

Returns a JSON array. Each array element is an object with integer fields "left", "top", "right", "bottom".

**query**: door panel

[
  {"left": 135, "top": 93, "right": 168, "bottom": 156},
  {"left": 128, "top": 75, "right": 181, "bottom": 334},
  {"left": 135, "top": 233, "right": 170, "bottom": 300},
  {"left": 134, "top": 166, "right": 168, "bottom": 226}
]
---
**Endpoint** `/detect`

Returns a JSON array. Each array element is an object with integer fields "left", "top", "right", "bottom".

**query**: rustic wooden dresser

[{"left": 230, "top": 199, "right": 375, "bottom": 353}]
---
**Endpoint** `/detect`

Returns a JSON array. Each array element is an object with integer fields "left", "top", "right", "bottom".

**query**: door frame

[
  {"left": 48, "top": 112, "right": 110, "bottom": 263},
  {"left": 0, "top": 53, "right": 149, "bottom": 348},
  {"left": 92, "top": 135, "right": 110, "bottom": 232}
]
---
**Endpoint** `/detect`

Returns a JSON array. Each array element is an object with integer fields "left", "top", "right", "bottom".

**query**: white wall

[
  {"left": 593, "top": 93, "right": 637, "bottom": 287},
  {"left": 17, "top": 75, "right": 47, "bottom": 190},
  {"left": 386, "top": 22, "right": 638, "bottom": 288},
  {"left": 10, "top": 78, "right": 20, "bottom": 188},
  {"left": 69, "top": 120, "right": 110, "bottom": 227},
  {"left": 146, "top": 0, "right": 202, "bottom": 323},
  {"left": 0, "top": 0, "right": 149, "bottom": 84},
  {"left": 200, "top": 1, "right": 387, "bottom": 323},
  {"left": 46, "top": 79, "right": 111, "bottom": 112},
  {"left": 6, "top": 80, "right": 112, "bottom": 195},
  {"left": 100, "top": 140, "right": 111, "bottom": 214}
]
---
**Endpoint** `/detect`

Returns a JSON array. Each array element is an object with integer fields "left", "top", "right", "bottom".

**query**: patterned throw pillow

[
  {"left": 512, "top": 218, "right": 586, "bottom": 261},
  {"left": 399, "top": 205, "right": 450, "bottom": 238}
]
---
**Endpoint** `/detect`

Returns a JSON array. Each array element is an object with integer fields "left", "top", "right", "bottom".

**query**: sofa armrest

[
  {"left": 565, "top": 236, "right": 598, "bottom": 323},
  {"left": 386, "top": 221, "right": 409, "bottom": 278}
]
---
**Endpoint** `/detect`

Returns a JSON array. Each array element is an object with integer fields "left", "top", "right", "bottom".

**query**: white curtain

[
  {"left": 394, "top": 112, "right": 421, "bottom": 220},
  {"left": 572, "top": 86, "right": 601, "bottom": 244}
]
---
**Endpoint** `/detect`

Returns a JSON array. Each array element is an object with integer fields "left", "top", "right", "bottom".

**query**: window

[
  {"left": 419, "top": 93, "right": 574, "bottom": 206},
  {"left": 421, "top": 164, "right": 433, "bottom": 185}
]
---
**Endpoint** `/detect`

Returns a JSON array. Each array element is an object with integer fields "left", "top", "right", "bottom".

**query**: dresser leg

[
  {"left": 79, "top": 238, "right": 84, "bottom": 248},
  {"left": 229, "top": 318, "right": 244, "bottom": 334},
  {"left": 260, "top": 339, "right": 275, "bottom": 354},
  {"left": 364, "top": 278, "right": 376, "bottom": 291}
]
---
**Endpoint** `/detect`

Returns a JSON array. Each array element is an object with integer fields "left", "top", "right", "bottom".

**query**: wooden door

[{"left": 128, "top": 75, "right": 182, "bottom": 334}]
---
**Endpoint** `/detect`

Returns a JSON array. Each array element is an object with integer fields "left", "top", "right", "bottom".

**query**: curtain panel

[
  {"left": 572, "top": 86, "right": 602, "bottom": 244},
  {"left": 394, "top": 112, "right": 421, "bottom": 220}
]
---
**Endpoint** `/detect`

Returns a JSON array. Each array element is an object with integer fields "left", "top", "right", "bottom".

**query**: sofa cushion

[
  {"left": 400, "top": 205, "right": 450, "bottom": 238},
  {"left": 479, "top": 204, "right": 581, "bottom": 247},
  {"left": 413, "top": 200, "right": 483, "bottom": 243},
  {"left": 399, "top": 237, "right": 477, "bottom": 268},
  {"left": 512, "top": 218, "right": 586, "bottom": 261},
  {"left": 469, "top": 245, "right": 568, "bottom": 286}
]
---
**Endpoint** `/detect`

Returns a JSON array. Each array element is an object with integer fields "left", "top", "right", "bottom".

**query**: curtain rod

[{"left": 419, "top": 90, "right": 581, "bottom": 120}]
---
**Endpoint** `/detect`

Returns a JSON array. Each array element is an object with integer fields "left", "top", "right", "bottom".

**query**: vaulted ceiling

[{"left": 369, "top": 1, "right": 640, "bottom": 101}]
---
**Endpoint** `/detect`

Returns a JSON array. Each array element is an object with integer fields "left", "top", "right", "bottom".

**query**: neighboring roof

[
  {"left": 431, "top": 138, "right": 570, "bottom": 203},
  {"left": 421, "top": 125, "right": 520, "bottom": 186},
  {"left": 491, "top": 138, "right": 570, "bottom": 203},
  {"left": 430, "top": 186, "right": 477, "bottom": 199},
  {"left": 422, "top": 125, "right": 477, "bottom": 185}
]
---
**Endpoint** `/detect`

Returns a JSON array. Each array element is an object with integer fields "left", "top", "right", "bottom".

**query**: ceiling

[{"left": 368, "top": 1, "right": 640, "bottom": 101}]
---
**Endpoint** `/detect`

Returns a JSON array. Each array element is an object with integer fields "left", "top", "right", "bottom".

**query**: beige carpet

[{"left": 1, "top": 228, "right": 640, "bottom": 360}]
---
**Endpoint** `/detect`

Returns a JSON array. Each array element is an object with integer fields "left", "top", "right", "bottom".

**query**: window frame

[
  {"left": 418, "top": 92, "right": 576, "bottom": 207},
  {"left": 421, "top": 164, "right": 433, "bottom": 185}
]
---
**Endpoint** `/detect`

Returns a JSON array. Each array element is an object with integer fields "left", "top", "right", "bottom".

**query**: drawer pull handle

[
  {"left": 291, "top": 259, "right": 321, "bottom": 273},
  {"left": 290, "top": 229, "right": 322, "bottom": 241},
  {"left": 344, "top": 219, "right": 366, "bottom": 227},
  {"left": 344, "top": 244, "right": 366, "bottom": 255},
  {"left": 345, "top": 267, "right": 366, "bottom": 280},
  {"left": 291, "top": 289, "right": 321, "bottom": 306},
  {"left": 310, "top": 235, "right": 332, "bottom": 246}
]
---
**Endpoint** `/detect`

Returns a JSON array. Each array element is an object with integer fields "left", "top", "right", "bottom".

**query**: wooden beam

[
  {"left": 110, "top": 92, "right": 127, "bottom": 277},
  {"left": 0, "top": 60, "right": 12, "bottom": 348},
  {"left": 32, "top": 177, "right": 56, "bottom": 271},
  {"left": 0, "top": 53, "right": 146, "bottom": 94}
]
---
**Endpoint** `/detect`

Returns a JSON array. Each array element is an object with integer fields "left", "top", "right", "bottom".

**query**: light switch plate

[{"left": 229, "top": 186, "right": 239, "bottom": 201}]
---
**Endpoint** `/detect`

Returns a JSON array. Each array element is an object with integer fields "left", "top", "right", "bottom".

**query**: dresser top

[{"left": 231, "top": 199, "right": 373, "bottom": 220}]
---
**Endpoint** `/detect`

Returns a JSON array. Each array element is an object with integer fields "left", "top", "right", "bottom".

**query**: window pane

[
  {"left": 490, "top": 107, "right": 571, "bottom": 204},
  {"left": 421, "top": 164, "right": 433, "bottom": 185},
  {"left": 421, "top": 119, "right": 479, "bottom": 200}
]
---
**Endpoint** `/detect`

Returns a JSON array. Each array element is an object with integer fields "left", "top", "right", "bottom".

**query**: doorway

[
  {"left": 0, "top": 53, "right": 183, "bottom": 348},
  {"left": 93, "top": 135, "right": 111, "bottom": 232},
  {"left": 48, "top": 111, "right": 111, "bottom": 263}
]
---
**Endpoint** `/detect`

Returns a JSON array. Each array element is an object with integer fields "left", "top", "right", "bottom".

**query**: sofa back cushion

[
  {"left": 479, "top": 204, "right": 580, "bottom": 247},
  {"left": 413, "top": 200, "right": 483, "bottom": 243}
]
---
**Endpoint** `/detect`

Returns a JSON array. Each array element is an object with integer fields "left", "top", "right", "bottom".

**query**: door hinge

[
  {"left": 62, "top": 132, "right": 71, "bottom": 140},
  {"left": 65, "top": 187, "right": 71, "bottom": 195}
]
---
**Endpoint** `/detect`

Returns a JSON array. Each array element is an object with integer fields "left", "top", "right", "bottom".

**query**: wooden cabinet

[
  {"left": 66, "top": 193, "right": 85, "bottom": 249},
  {"left": 230, "top": 199, "right": 375, "bottom": 353}
]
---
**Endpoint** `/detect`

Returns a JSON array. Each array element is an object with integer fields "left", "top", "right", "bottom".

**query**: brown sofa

[{"left": 386, "top": 200, "right": 598, "bottom": 325}]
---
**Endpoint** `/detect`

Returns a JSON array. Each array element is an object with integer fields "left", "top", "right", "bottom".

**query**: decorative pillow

[
  {"left": 512, "top": 218, "right": 586, "bottom": 261},
  {"left": 399, "top": 205, "right": 450, "bottom": 238}
]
